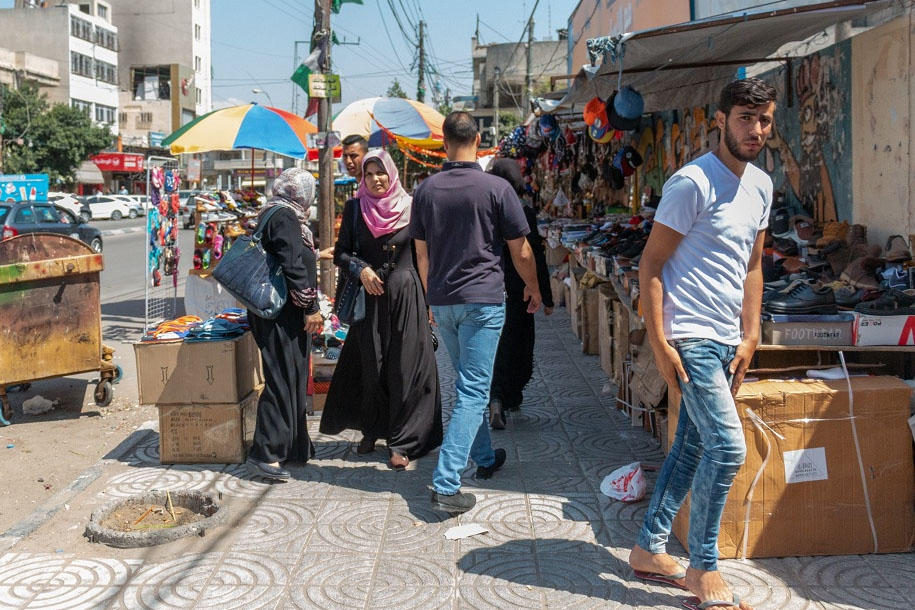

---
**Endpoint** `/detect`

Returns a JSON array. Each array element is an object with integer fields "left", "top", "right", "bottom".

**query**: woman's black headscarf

[{"left": 488, "top": 158, "right": 525, "bottom": 197}]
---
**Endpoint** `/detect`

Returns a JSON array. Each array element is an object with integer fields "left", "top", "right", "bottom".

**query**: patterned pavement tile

[
  {"left": 230, "top": 501, "right": 321, "bottom": 552},
  {"left": 194, "top": 585, "right": 285, "bottom": 610},
  {"left": 808, "top": 586, "right": 911, "bottom": 609},
  {"left": 310, "top": 500, "right": 389, "bottom": 552},
  {"left": 456, "top": 584, "right": 543, "bottom": 610},
  {"left": 457, "top": 493, "right": 529, "bottom": 523}
]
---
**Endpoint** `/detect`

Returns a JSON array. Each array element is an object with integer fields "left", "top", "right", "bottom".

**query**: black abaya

[
  {"left": 320, "top": 198, "right": 442, "bottom": 458},
  {"left": 490, "top": 205, "right": 553, "bottom": 409},
  {"left": 248, "top": 206, "right": 318, "bottom": 464}
]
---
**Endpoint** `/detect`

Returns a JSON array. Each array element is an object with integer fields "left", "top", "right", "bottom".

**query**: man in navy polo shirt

[{"left": 410, "top": 111, "right": 542, "bottom": 514}]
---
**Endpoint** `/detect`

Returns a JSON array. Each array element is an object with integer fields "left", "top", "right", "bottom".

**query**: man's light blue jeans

[
  {"left": 636, "top": 338, "right": 746, "bottom": 571},
  {"left": 431, "top": 303, "right": 505, "bottom": 495}
]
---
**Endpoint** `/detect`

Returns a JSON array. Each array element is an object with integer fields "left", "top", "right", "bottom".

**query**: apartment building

[{"left": 1, "top": 1, "right": 120, "bottom": 134}]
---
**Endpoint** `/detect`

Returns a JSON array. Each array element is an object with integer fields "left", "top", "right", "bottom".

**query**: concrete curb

[
  {"left": 101, "top": 226, "right": 146, "bottom": 237},
  {"left": 0, "top": 423, "right": 158, "bottom": 551}
]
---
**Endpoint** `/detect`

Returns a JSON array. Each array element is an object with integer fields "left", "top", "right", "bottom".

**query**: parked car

[
  {"left": 0, "top": 202, "right": 103, "bottom": 252},
  {"left": 123, "top": 194, "right": 150, "bottom": 209},
  {"left": 111, "top": 195, "right": 145, "bottom": 218},
  {"left": 80, "top": 195, "right": 134, "bottom": 220},
  {"left": 179, "top": 190, "right": 203, "bottom": 229},
  {"left": 47, "top": 191, "right": 92, "bottom": 223}
]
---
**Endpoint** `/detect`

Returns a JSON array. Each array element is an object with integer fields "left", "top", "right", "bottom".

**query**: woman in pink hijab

[{"left": 321, "top": 150, "right": 442, "bottom": 470}]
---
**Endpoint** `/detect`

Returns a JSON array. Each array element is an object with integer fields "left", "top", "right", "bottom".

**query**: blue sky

[{"left": 211, "top": 0, "right": 581, "bottom": 112}]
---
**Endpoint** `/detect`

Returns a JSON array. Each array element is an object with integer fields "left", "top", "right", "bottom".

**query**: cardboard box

[
  {"left": 612, "top": 300, "right": 631, "bottom": 385},
  {"left": 550, "top": 277, "right": 565, "bottom": 308},
  {"left": 598, "top": 286, "right": 619, "bottom": 378},
  {"left": 158, "top": 388, "right": 260, "bottom": 464},
  {"left": 135, "top": 333, "right": 264, "bottom": 405},
  {"left": 545, "top": 245, "right": 570, "bottom": 266},
  {"left": 569, "top": 270, "right": 584, "bottom": 339},
  {"left": 762, "top": 314, "right": 855, "bottom": 346},
  {"left": 854, "top": 313, "right": 915, "bottom": 346},
  {"left": 580, "top": 285, "right": 603, "bottom": 355},
  {"left": 630, "top": 344, "right": 667, "bottom": 408},
  {"left": 668, "top": 376, "right": 914, "bottom": 558}
]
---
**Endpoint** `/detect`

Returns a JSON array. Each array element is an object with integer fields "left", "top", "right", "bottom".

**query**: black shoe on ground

[
  {"left": 764, "top": 282, "right": 838, "bottom": 315},
  {"left": 476, "top": 448, "right": 507, "bottom": 480},
  {"left": 431, "top": 490, "right": 476, "bottom": 514},
  {"left": 489, "top": 399, "right": 506, "bottom": 430},
  {"left": 245, "top": 457, "right": 291, "bottom": 481}
]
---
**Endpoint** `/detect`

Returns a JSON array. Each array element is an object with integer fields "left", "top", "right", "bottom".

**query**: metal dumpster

[{"left": 0, "top": 233, "right": 118, "bottom": 424}]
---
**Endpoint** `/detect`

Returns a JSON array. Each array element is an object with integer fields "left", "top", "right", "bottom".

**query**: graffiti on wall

[
  {"left": 630, "top": 40, "right": 852, "bottom": 223},
  {"left": 763, "top": 40, "right": 852, "bottom": 223},
  {"left": 633, "top": 106, "right": 719, "bottom": 196}
]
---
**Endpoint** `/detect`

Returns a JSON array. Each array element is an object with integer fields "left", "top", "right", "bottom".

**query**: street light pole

[
  {"left": 315, "top": 0, "right": 334, "bottom": 295},
  {"left": 251, "top": 88, "right": 274, "bottom": 107}
]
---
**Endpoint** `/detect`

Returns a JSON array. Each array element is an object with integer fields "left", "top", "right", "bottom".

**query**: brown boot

[
  {"left": 846, "top": 224, "right": 869, "bottom": 259},
  {"left": 840, "top": 256, "right": 883, "bottom": 290},
  {"left": 815, "top": 220, "right": 849, "bottom": 248}
]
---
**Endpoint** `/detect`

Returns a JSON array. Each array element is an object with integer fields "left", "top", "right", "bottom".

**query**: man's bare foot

[
  {"left": 628, "top": 545, "right": 687, "bottom": 588},
  {"left": 684, "top": 567, "right": 753, "bottom": 610}
]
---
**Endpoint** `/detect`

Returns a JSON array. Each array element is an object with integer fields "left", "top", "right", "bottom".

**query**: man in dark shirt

[{"left": 410, "top": 111, "right": 542, "bottom": 513}]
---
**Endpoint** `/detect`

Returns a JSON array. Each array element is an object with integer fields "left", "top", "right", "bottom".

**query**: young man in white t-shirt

[{"left": 628, "top": 78, "right": 776, "bottom": 610}]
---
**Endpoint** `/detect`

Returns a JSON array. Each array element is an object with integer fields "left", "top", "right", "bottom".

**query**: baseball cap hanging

[
  {"left": 619, "top": 146, "right": 643, "bottom": 175},
  {"left": 608, "top": 85, "right": 644, "bottom": 131},
  {"left": 583, "top": 97, "right": 614, "bottom": 143},
  {"left": 539, "top": 114, "right": 560, "bottom": 141}
]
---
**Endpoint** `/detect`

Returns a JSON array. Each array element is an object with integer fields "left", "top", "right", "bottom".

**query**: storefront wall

[{"left": 851, "top": 14, "right": 915, "bottom": 246}]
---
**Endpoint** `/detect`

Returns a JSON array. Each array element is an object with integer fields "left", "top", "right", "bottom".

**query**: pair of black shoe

[
  {"left": 430, "top": 448, "right": 508, "bottom": 514},
  {"left": 245, "top": 457, "right": 290, "bottom": 481},
  {"left": 764, "top": 281, "right": 837, "bottom": 315}
]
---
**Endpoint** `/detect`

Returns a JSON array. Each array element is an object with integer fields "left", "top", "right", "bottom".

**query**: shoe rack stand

[{"left": 144, "top": 156, "right": 181, "bottom": 335}]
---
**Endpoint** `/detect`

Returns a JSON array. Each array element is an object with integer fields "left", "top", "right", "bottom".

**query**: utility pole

[
  {"left": 523, "top": 15, "right": 534, "bottom": 116},
  {"left": 417, "top": 20, "right": 426, "bottom": 103},
  {"left": 315, "top": 0, "right": 334, "bottom": 294},
  {"left": 492, "top": 67, "right": 500, "bottom": 145}
]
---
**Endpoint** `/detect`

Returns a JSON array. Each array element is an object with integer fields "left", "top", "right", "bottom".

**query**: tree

[
  {"left": 0, "top": 83, "right": 112, "bottom": 183},
  {"left": 385, "top": 78, "right": 409, "bottom": 99},
  {"left": 497, "top": 112, "right": 521, "bottom": 139}
]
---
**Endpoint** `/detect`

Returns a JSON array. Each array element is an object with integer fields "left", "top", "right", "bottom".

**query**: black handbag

[
  {"left": 334, "top": 203, "right": 366, "bottom": 325},
  {"left": 212, "top": 205, "right": 288, "bottom": 319}
]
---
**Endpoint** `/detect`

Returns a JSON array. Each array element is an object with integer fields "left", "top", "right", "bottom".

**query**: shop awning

[
  {"left": 552, "top": 0, "right": 893, "bottom": 114},
  {"left": 75, "top": 161, "right": 104, "bottom": 184}
]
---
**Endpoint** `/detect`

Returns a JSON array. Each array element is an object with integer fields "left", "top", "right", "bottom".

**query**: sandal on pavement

[
  {"left": 633, "top": 569, "right": 688, "bottom": 590},
  {"left": 388, "top": 450, "right": 409, "bottom": 471},
  {"left": 682, "top": 594, "right": 743, "bottom": 610}
]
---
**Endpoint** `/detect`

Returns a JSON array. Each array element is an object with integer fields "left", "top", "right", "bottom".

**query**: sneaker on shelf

[
  {"left": 854, "top": 289, "right": 915, "bottom": 315},
  {"left": 881, "top": 266, "right": 909, "bottom": 290}
]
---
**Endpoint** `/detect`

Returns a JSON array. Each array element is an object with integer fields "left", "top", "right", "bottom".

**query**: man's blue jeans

[
  {"left": 430, "top": 303, "right": 505, "bottom": 495},
  {"left": 636, "top": 338, "right": 746, "bottom": 571}
]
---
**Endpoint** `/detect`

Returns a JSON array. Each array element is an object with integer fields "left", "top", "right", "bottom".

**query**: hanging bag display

[
  {"left": 335, "top": 203, "right": 366, "bottom": 325},
  {"left": 212, "top": 205, "right": 288, "bottom": 319}
]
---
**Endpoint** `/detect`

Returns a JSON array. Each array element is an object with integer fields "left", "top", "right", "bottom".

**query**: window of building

[
  {"left": 95, "top": 104, "right": 116, "bottom": 124},
  {"left": 70, "top": 52, "right": 94, "bottom": 78},
  {"left": 194, "top": 56, "right": 202, "bottom": 72},
  {"left": 136, "top": 112, "right": 153, "bottom": 129},
  {"left": 194, "top": 0, "right": 200, "bottom": 9},
  {"left": 96, "top": 27, "right": 118, "bottom": 51},
  {"left": 78, "top": 3, "right": 91, "bottom": 15},
  {"left": 95, "top": 59, "right": 117, "bottom": 84},
  {"left": 118, "top": 112, "right": 127, "bottom": 127},
  {"left": 70, "top": 15, "right": 93, "bottom": 41},
  {"left": 194, "top": 24, "right": 201, "bottom": 40},
  {"left": 195, "top": 87, "right": 202, "bottom": 105},
  {"left": 130, "top": 66, "right": 171, "bottom": 101},
  {"left": 71, "top": 99, "right": 92, "bottom": 114},
  {"left": 96, "top": 3, "right": 108, "bottom": 20}
]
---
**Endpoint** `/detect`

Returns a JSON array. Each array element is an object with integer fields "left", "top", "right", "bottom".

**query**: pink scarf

[{"left": 356, "top": 150, "right": 412, "bottom": 238}]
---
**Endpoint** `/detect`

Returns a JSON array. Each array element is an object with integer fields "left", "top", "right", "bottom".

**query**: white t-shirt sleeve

[
  {"left": 654, "top": 173, "right": 703, "bottom": 236},
  {"left": 757, "top": 182, "right": 773, "bottom": 231}
]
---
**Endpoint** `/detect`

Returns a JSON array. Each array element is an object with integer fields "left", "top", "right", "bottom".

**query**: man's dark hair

[
  {"left": 442, "top": 111, "right": 478, "bottom": 146},
  {"left": 341, "top": 134, "right": 368, "bottom": 151},
  {"left": 718, "top": 78, "right": 777, "bottom": 116}
]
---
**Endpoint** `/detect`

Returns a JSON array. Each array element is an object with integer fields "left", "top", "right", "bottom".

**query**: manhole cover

[{"left": 85, "top": 490, "right": 227, "bottom": 548}]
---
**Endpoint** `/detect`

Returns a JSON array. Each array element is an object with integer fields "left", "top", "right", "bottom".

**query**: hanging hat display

[
  {"left": 608, "top": 85, "right": 644, "bottom": 131},
  {"left": 539, "top": 114, "right": 560, "bottom": 141}
]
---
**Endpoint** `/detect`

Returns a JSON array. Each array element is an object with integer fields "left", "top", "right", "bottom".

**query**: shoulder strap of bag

[{"left": 252, "top": 205, "right": 287, "bottom": 241}]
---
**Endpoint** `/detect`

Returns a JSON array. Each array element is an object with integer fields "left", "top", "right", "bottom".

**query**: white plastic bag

[{"left": 600, "top": 462, "right": 646, "bottom": 502}]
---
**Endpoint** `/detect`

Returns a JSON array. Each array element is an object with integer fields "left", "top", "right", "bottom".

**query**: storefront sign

[
  {"left": 308, "top": 74, "right": 341, "bottom": 101},
  {"left": 187, "top": 159, "right": 201, "bottom": 181},
  {"left": 0, "top": 174, "right": 49, "bottom": 202},
  {"left": 91, "top": 153, "right": 145, "bottom": 173},
  {"left": 149, "top": 131, "right": 166, "bottom": 147}
]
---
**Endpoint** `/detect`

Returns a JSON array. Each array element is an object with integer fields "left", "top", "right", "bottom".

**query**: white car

[
  {"left": 80, "top": 195, "right": 134, "bottom": 220},
  {"left": 112, "top": 195, "right": 145, "bottom": 217},
  {"left": 47, "top": 192, "right": 90, "bottom": 223}
]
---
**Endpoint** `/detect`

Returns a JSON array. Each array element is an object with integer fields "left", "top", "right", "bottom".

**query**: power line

[{"left": 375, "top": 0, "right": 411, "bottom": 73}]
